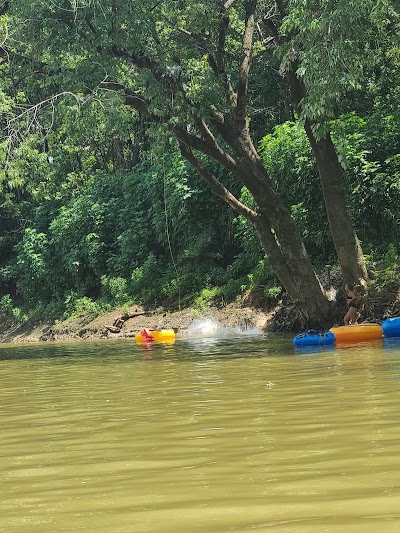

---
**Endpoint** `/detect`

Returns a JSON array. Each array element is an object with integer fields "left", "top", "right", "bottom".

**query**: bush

[
  {"left": 63, "top": 292, "right": 104, "bottom": 320},
  {"left": 0, "top": 294, "right": 26, "bottom": 324},
  {"left": 0, "top": 294, "right": 14, "bottom": 317},
  {"left": 15, "top": 228, "right": 52, "bottom": 304},
  {"left": 130, "top": 254, "right": 164, "bottom": 306},
  {"left": 100, "top": 275, "right": 130, "bottom": 305},
  {"left": 193, "top": 287, "right": 223, "bottom": 309}
]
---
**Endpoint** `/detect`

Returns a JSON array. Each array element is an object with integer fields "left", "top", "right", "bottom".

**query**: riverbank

[
  {"left": 2, "top": 268, "right": 398, "bottom": 344},
  {"left": 0, "top": 302, "right": 275, "bottom": 344}
]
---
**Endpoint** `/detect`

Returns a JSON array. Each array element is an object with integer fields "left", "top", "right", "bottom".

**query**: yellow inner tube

[
  {"left": 135, "top": 329, "right": 176, "bottom": 343},
  {"left": 329, "top": 324, "right": 383, "bottom": 343}
]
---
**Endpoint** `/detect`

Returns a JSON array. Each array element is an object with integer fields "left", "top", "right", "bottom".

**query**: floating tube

[
  {"left": 135, "top": 329, "right": 176, "bottom": 343},
  {"left": 294, "top": 330, "right": 336, "bottom": 346},
  {"left": 382, "top": 317, "right": 400, "bottom": 338},
  {"left": 329, "top": 323, "right": 383, "bottom": 343}
]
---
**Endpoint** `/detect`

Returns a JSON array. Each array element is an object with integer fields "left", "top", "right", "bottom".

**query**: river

[{"left": 1, "top": 330, "right": 400, "bottom": 532}]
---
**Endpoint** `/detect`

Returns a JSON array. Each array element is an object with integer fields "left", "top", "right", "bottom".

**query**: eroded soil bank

[
  {"left": 0, "top": 303, "right": 275, "bottom": 344},
  {"left": 2, "top": 271, "right": 399, "bottom": 344}
]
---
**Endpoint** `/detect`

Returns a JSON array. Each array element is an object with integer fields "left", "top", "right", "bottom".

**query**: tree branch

[
  {"left": 102, "top": 82, "right": 148, "bottom": 112},
  {"left": 110, "top": 46, "right": 185, "bottom": 96},
  {"left": 177, "top": 20, "right": 237, "bottom": 108},
  {"left": 216, "top": 13, "right": 230, "bottom": 74},
  {"left": 214, "top": 11, "right": 237, "bottom": 107},
  {"left": 194, "top": 116, "right": 244, "bottom": 170},
  {"left": 179, "top": 142, "right": 257, "bottom": 222},
  {"left": 234, "top": 0, "right": 256, "bottom": 129},
  {"left": 102, "top": 81, "right": 172, "bottom": 125},
  {"left": 103, "top": 81, "right": 245, "bottom": 180},
  {"left": 172, "top": 122, "right": 240, "bottom": 177},
  {"left": 104, "top": 74, "right": 234, "bottom": 165}
]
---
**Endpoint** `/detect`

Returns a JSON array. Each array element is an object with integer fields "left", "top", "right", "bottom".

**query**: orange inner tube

[{"left": 329, "top": 324, "right": 383, "bottom": 343}]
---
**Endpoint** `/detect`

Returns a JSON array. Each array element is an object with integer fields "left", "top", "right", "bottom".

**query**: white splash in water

[
  {"left": 185, "top": 318, "right": 228, "bottom": 337},
  {"left": 184, "top": 317, "right": 262, "bottom": 338},
  {"left": 231, "top": 323, "right": 263, "bottom": 336}
]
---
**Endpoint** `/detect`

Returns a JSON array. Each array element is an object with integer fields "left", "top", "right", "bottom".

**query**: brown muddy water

[{"left": 1, "top": 330, "right": 400, "bottom": 532}]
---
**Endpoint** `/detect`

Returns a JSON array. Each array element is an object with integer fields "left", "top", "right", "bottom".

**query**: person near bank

[{"left": 343, "top": 283, "right": 359, "bottom": 325}]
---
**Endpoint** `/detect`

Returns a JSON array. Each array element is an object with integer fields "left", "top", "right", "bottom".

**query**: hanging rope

[{"left": 162, "top": 137, "right": 181, "bottom": 311}]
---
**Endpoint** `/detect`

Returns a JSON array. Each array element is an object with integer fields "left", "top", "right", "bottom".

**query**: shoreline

[{"left": 0, "top": 303, "right": 275, "bottom": 344}]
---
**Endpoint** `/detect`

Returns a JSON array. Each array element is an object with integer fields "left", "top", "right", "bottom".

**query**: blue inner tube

[
  {"left": 382, "top": 317, "right": 400, "bottom": 338},
  {"left": 294, "top": 330, "right": 336, "bottom": 346}
]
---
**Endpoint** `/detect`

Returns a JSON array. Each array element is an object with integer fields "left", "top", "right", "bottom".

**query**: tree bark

[
  {"left": 303, "top": 121, "right": 369, "bottom": 286},
  {"left": 252, "top": 210, "right": 332, "bottom": 326},
  {"left": 289, "top": 71, "right": 369, "bottom": 288},
  {"left": 238, "top": 143, "right": 333, "bottom": 327}
]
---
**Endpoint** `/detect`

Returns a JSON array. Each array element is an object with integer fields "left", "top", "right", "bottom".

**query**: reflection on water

[
  {"left": 384, "top": 337, "right": 400, "bottom": 352},
  {"left": 1, "top": 336, "right": 400, "bottom": 532}
]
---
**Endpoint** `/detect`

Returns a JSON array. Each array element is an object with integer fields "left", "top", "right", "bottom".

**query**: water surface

[{"left": 1, "top": 334, "right": 400, "bottom": 532}]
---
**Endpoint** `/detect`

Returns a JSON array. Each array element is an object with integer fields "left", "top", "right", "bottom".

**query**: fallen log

[
  {"left": 105, "top": 325, "right": 122, "bottom": 333},
  {"left": 113, "top": 311, "right": 148, "bottom": 327}
]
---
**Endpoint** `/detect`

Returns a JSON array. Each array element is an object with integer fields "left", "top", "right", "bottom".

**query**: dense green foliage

[
  {"left": 0, "top": 0, "right": 399, "bottom": 323},
  {"left": 2, "top": 105, "right": 399, "bottom": 320}
]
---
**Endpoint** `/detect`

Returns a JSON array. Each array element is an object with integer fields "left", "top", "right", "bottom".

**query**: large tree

[
  {"left": 256, "top": 0, "right": 398, "bottom": 288},
  {"left": 6, "top": 0, "right": 377, "bottom": 325}
]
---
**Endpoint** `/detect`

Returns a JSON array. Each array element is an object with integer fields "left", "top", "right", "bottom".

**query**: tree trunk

[
  {"left": 242, "top": 149, "right": 333, "bottom": 327},
  {"left": 289, "top": 71, "right": 369, "bottom": 288},
  {"left": 252, "top": 209, "right": 333, "bottom": 327},
  {"left": 303, "top": 121, "right": 369, "bottom": 286}
]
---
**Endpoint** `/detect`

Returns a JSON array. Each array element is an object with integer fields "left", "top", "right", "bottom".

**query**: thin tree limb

[
  {"left": 102, "top": 82, "right": 149, "bottom": 113},
  {"left": 172, "top": 123, "right": 240, "bottom": 177},
  {"left": 179, "top": 142, "right": 257, "bottom": 222},
  {"left": 234, "top": 0, "right": 256, "bottom": 129},
  {"left": 193, "top": 117, "right": 239, "bottom": 170},
  {"left": 110, "top": 46, "right": 184, "bottom": 95}
]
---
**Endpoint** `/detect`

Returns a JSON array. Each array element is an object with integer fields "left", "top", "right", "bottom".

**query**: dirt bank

[
  {"left": 0, "top": 303, "right": 275, "bottom": 344},
  {"left": 2, "top": 271, "right": 398, "bottom": 344}
]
